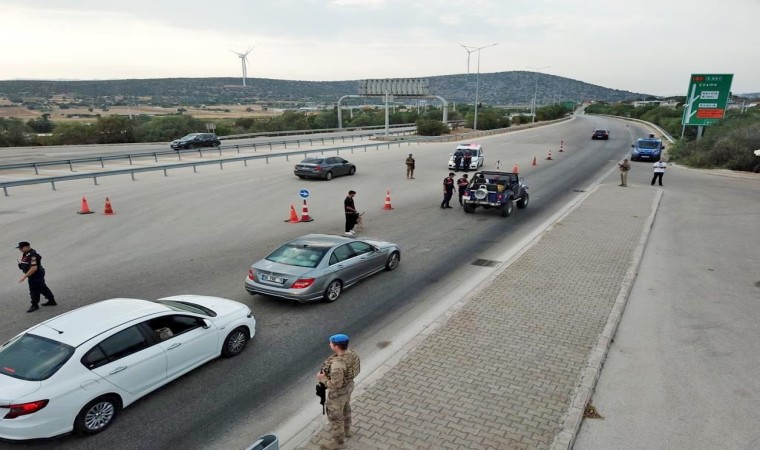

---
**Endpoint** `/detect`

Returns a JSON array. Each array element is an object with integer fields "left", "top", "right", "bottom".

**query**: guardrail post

[
  {"left": 219, "top": 161, "right": 224, "bottom": 170},
  {"left": 93, "top": 176, "right": 98, "bottom": 185},
  {"left": 155, "top": 153, "right": 159, "bottom": 162},
  {"left": 3, "top": 186, "right": 8, "bottom": 196},
  {"left": 297, "top": 140, "right": 300, "bottom": 148},
  {"left": 69, "top": 160, "right": 74, "bottom": 171},
  {"left": 128, "top": 155, "right": 133, "bottom": 165},
  {"left": 131, "top": 173, "right": 136, "bottom": 181},
  {"left": 218, "top": 147, "right": 223, "bottom": 157},
  {"left": 236, "top": 145, "right": 240, "bottom": 154},
  {"left": 266, "top": 156, "right": 269, "bottom": 164},
  {"left": 286, "top": 155, "right": 289, "bottom": 162},
  {"left": 269, "top": 143, "right": 273, "bottom": 150},
  {"left": 244, "top": 159, "right": 248, "bottom": 167},
  {"left": 33, "top": 163, "right": 39, "bottom": 175},
  {"left": 193, "top": 165, "right": 197, "bottom": 173},
  {"left": 198, "top": 149, "right": 203, "bottom": 158},
  {"left": 164, "top": 169, "right": 169, "bottom": 176},
  {"left": 253, "top": 143, "right": 257, "bottom": 152},
  {"left": 51, "top": 181, "right": 56, "bottom": 191}
]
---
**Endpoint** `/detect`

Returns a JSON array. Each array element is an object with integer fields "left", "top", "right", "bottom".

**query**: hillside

[{"left": 0, "top": 72, "right": 648, "bottom": 108}]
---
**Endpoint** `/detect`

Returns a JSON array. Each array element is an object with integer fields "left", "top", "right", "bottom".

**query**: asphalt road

[{"left": 0, "top": 115, "right": 646, "bottom": 449}]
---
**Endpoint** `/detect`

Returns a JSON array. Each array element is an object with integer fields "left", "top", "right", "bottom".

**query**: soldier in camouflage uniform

[{"left": 317, "top": 334, "right": 361, "bottom": 450}]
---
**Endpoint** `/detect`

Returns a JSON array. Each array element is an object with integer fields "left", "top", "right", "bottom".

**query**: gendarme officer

[
  {"left": 17, "top": 241, "right": 57, "bottom": 312},
  {"left": 316, "top": 333, "right": 361, "bottom": 450}
]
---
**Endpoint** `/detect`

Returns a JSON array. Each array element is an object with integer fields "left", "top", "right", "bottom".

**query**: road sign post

[{"left": 682, "top": 74, "right": 733, "bottom": 139}]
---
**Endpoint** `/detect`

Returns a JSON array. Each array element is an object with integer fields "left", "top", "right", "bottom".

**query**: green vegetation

[{"left": 586, "top": 102, "right": 760, "bottom": 172}]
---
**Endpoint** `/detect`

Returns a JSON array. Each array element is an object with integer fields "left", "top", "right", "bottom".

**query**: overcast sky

[{"left": 2, "top": 0, "right": 758, "bottom": 96}]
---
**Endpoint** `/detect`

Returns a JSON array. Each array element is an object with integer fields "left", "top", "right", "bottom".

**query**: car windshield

[
  {"left": 301, "top": 158, "right": 324, "bottom": 165},
  {"left": 595, "top": 130, "right": 606, "bottom": 133},
  {"left": 181, "top": 134, "right": 200, "bottom": 140},
  {"left": 0, "top": 334, "right": 74, "bottom": 381},
  {"left": 638, "top": 141, "right": 660, "bottom": 149},
  {"left": 152, "top": 300, "right": 216, "bottom": 317},
  {"left": 266, "top": 243, "right": 329, "bottom": 268}
]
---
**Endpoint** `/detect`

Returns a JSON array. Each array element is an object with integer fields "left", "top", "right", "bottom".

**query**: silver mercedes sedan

[{"left": 244, "top": 234, "right": 401, "bottom": 303}]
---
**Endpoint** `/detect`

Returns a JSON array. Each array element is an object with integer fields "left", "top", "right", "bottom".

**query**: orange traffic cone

[
  {"left": 559, "top": 140, "right": 565, "bottom": 152},
  {"left": 383, "top": 190, "right": 393, "bottom": 210},
  {"left": 512, "top": 163, "right": 519, "bottom": 173},
  {"left": 532, "top": 156, "right": 537, "bottom": 166},
  {"left": 284, "top": 204, "right": 300, "bottom": 223},
  {"left": 300, "top": 199, "right": 313, "bottom": 222},
  {"left": 77, "top": 196, "right": 94, "bottom": 215},
  {"left": 546, "top": 150, "right": 553, "bottom": 160},
  {"left": 103, "top": 197, "right": 115, "bottom": 215}
]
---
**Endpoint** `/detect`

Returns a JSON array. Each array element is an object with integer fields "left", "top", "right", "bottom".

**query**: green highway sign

[{"left": 682, "top": 74, "right": 733, "bottom": 126}]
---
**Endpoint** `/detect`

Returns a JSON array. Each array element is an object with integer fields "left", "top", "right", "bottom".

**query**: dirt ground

[{"left": 0, "top": 102, "right": 281, "bottom": 122}]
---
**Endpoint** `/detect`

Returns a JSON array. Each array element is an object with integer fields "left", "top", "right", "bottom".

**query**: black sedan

[
  {"left": 592, "top": 129, "right": 610, "bottom": 140},
  {"left": 294, "top": 157, "right": 356, "bottom": 180},
  {"left": 170, "top": 133, "right": 221, "bottom": 150}
]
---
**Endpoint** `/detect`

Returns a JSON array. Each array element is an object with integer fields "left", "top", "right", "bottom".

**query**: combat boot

[{"left": 320, "top": 438, "right": 346, "bottom": 450}]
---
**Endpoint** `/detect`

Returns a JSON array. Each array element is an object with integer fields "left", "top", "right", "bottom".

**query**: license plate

[{"left": 263, "top": 275, "right": 284, "bottom": 283}]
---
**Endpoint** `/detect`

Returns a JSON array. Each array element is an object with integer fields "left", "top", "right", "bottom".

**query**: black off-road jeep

[{"left": 462, "top": 170, "right": 529, "bottom": 217}]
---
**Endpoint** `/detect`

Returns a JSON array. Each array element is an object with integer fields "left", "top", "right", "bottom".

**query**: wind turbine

[{"left": 232, "top": 47, "right": 254, "bottom": 86}]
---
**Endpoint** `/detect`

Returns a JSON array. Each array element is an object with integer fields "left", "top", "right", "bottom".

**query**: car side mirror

[
  {"left": 631, "top": 144, "right": 634, "bottom": 148},
  {"left": 202, "top": 319, "right": 211, "bottom": 329}
]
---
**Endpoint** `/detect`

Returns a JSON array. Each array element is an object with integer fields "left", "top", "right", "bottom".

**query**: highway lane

[
  {"left": 0, "top": 127, "right": 413, "bottom": 166},
  {"left": 0, "top": 114, "right": 651, "bottom": 449}
]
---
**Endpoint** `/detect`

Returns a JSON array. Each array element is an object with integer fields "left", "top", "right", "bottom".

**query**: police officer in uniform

[
  {"left": 317, "top": 333, "right": 361, "bottom": 450},
  {"left": 441, "top": 173, "right": 455, "bottom": 209},
  {"left": 457, "top": 173, "right": 469, "bottom": 205},
  {"left": 16, "top": 241, "right": 57, "bottom": 313}
]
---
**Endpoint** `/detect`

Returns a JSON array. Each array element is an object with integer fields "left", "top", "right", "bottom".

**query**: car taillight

[
  {"left": 247, "top": 269, "right": 255, "bottom": 280},
  {"left": 3, "top": 400, "right": 49, "bottom": 419},
  {"left": 291, "top": 278, "right": 315, "bottom": 289},
  {"left": 314, "top": 166, "right": 322, "bottom": 171}
]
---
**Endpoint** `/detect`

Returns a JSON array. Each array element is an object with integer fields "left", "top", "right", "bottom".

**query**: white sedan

[{"left": 0, "top": 295, "right": 256, "bottom": 440}]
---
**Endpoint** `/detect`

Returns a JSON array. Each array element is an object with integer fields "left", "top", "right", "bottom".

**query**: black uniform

[
  {"left": 18, "top": 248, "right": 56, "bottom": 310},
  {"left": 344, "top": 195, "right": 358, "bottom": 233},
  {"left": 441, "top": 176, "right": 455, "bottom": 208},
  {"left": 457, "top": 176, "right": 469, "bottom": 205}
]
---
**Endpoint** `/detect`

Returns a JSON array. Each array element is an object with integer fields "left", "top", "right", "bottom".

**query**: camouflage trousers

[{"left": 326, "top": 385, "right": 353, "bottom": 439}]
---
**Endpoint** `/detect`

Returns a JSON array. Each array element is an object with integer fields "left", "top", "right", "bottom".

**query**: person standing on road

[
  {"left": 16, "top": 241, "right": 57, "bottom": 313},
  {"left": 618, "top": 158, "right": 631, "bottom": 187},
  {"left": 651, "top": 159, "right": 667, "bottom": 186},
  {"left": 405, "top": 153, "right": 416, "bottom": 179},
  {"left": 317, "top": 334, "right": 361, "bottom": 450},
  {"left": 344, "top": 190, "right": 359, "bottom": 236},
  {"left": 462, "top": 151, "right": 472, "bottom": 172},
  {"left": 453, "top": 149, "right": 464, "bottom": 171},
  {"left": 441, "top": 173, "right": 455, "bottom": 209},
  {"left": 457, "top": 173, "right": 469, "bottom": 205}
]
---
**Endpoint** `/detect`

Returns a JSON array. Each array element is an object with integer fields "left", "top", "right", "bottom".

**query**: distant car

[
  {"left": 170, "top": 133, "right": 221, "bottom": 150},
  {"left": 592, "top": 129, "right": 610, "bottom": 140},
  {"left": 631, "top": 136, "right": 665, "bottom": 161},
  {"left": 245, "top": 234, "right": 400, "bottom": 303},
  {"left": 449, "top": 144, "right": 485, "bottom": 170},
  {"left": 294, "top": 157, "right": 356, "bottom": 180},
  {"left": 0, "top": 296, "right": 255, "bottom": 441}
]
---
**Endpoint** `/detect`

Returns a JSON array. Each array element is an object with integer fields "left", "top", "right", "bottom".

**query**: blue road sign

[{"left": 299, "top": 189, "right": 310, "bottom": 199}]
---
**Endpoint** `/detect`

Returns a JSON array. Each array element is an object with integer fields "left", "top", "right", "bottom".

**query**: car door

[
  {"left": 326, "top": 157, "right": 345, "bottom": 176},
  {"left": 149, "top": 315, "right": 220, "bottom": 379},
  {"left": 85, "top": 325, "right": 167, "bottom": 396},
  {"left": 328, "top": 244, "right": 363, "bottom": 284},
  {"left": 348, "top": 241, "right": 385, "bottom": 278}
]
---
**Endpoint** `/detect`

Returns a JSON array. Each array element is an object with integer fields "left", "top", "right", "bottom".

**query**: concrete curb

[{"left": 550, "top": 187, "right": 664, "bottom": 450}]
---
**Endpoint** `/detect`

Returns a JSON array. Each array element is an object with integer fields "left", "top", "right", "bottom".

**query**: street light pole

[
  {"left": 463, "top": 43, "right": 498, "bottom": 131},
  {"left": 526, "top": 65, "right": 551, "bottom": 123}
]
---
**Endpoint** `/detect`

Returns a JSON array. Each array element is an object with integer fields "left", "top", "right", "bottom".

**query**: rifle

[{"left": 316, "top": 381, "right": 327, "bottom": 414}]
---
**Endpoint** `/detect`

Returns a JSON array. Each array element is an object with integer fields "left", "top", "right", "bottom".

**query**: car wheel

[
  {"left": 500, "top": 199, "right": 514, "bottom": 217},
  {"left": 385, "top": 251, "right": 400, "bottom": 271},
  {"left": 297, "top": 175, "right": 305, "bottom": 179},
  {"left": 325, "top": 171, "right": 333, "bottom": 181},
  {"left": 74, "top": 395, "right": 120, "bottom": 435},
  {"left": 516, "top": 192, "right": 529, "bottom": 209},
  {"left": 348, "top": 166, "right": 356, "bottom": 176},
  {"left": 323, "top": 280, "right": 342, "bottom": 302},
  {"left": 463, "top": 204, "right": 476, "bottom": 213},
  {"left": 222, "top": 327, "right": 249, "bottom": 357}
]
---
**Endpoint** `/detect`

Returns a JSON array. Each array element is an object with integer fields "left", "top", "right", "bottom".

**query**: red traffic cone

[
  {"left": 383, "top": 190, "right": 393, "bottom": 210},
  {"left": 512, "top": 163, "right": 519, "bottom": 174},
  {"left": 300, "top": 199, "right": 314, "bottom": 222},
  {"left": 77, "top": 196, "right": 94, "bottom": 215},
  {"left": 532, "top": 156, "right": 537, "bottom": 166},
  {"left": 103, "top": 197, "right": 115, "bottom": 215},
  {"left": 559, "top": 140, "right": 565, "bottom": 152},
  {"left": 546, "top": 150, "right": 553, "bottom": 160},
  {"left": 284, "top": 204, "right": 300, "bottom": 223}
]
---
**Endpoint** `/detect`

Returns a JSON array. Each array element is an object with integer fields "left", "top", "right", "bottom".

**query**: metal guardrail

[
  {"left": 0, "top": 140, "right": 421, "bottom": 196},
  {"left": 222, "top": 123, "right": 416, "bottom": 140},
  {"left": 0, "top": 129, "right": 416, "bottom": 175}
]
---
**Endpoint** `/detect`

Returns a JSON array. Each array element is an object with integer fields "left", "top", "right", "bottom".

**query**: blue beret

[{"left": 329, "top": 334, "right": 349, "bottom": 344}]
